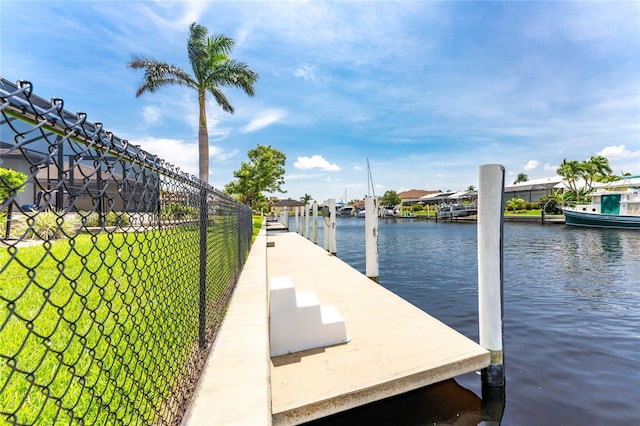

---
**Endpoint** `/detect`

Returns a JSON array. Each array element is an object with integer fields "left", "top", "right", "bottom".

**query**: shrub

[
  {"left": 80, "top": 211, "right": 131, "bottom": 227},
  {"left": 506, "top": 198, "right": 525, "bottom": 211},
  {"left": 105, "top": 211, "right": 130, "bottom": 226},
  {"left": 0, "top": 168, "right": 27, "bottom": 201},
  {"left": 412, "top": 204, "right": 424, "bottom": 212},
  {"left": 538, "top": 196, "right": 562, "bottom": 214},
  {"left": 81, "top": 211, "right": 101, "bottom": 227},
  {"left": 15, "top": 208, "right": 81, "bottom": 240},
  {"left": 162, "top": 201, "right": 198, "bottom": 220}
]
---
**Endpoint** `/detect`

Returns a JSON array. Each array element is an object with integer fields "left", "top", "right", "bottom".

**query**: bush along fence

[{"left": 0, "top": 78, "right": 253, "bottom": 425}]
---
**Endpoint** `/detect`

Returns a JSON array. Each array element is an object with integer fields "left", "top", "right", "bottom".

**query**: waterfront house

[
  {"left": 503, "top": 176, "right": 564, "bottom": 206},
  {"left": 271, "top": 198, "right": 306, "bottom": 217},
  {"left": 398, "top": 189, "right": 440, "bottom": 207}
]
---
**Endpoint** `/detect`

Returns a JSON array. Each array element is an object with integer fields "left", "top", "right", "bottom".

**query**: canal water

[{"left": 305, "top": 217, "right": 640, "bottom": 425}]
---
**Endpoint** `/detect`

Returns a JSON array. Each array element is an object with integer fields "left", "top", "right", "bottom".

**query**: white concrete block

[
  {"left": 270, "top": 276, "right": 296, "bottom": 313},
  {"left": 269, "top": 276, "right": 349, "bottom": 357}
]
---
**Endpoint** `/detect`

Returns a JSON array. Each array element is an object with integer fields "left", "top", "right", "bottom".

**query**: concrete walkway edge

[{"left": 182, "top": 225, "right": 271, "bottom": 425}]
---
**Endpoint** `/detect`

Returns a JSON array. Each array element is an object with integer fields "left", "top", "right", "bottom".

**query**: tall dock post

[
  {"left": 477, "top": 164, "right": 505, "bottom": 387},
  {"left": 282, "top": 207, "right": 289, "bottom": 230},
  {"left": 295, "top": 207, "right": 300, "bottom": 233},
  {"left": 312, "top": 201, "right": 318, "bottom": 244},
  {"left": 323, "top": 200, "right": 330, "bottom": 251},
  {"left": 304, "top": 203, "right": 310, "bottom": 238},
  {"left": 365, "top": 195, "right": 379, "bottom": 282},
  {"left": 328, "top": 198, "right": 337, "bottom": 255}
]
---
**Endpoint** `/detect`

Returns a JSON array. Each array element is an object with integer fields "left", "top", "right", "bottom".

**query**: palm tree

[
  {"left": 299, "top": 194, "right": 313, "bottom": 205},
  {"left": 583, "top": 155, "right": 613, "bottom": 189},
  {"left": 513, "top": 173, "right": 528, "bottom": 184},
  {"left": 128, "top": 23, "right": 258, "bottom": 183},
  {"left": 557, "top": 159, "right": 583, "bottom": 200}
]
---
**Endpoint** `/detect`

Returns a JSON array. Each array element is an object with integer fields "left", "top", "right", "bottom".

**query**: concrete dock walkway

[
  {"left": 268, "top": 232, "right": 489, "bottom": 425},
  {"left": 184, "top": 227, "right": 490, "bottom": 425}
]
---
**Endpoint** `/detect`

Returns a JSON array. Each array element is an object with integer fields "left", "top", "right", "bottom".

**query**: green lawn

[
  {"left": 504, "top": 209, "right": 551, "bottom": 216},
  {"left": 1, "top": 221, "right": 245, "bottom": 424},
  {"left": 409, "top": 208, "right": 559, "bottom": 217},
  {"left": 252, "top": 215, "right": 263, "bottom": 242}
]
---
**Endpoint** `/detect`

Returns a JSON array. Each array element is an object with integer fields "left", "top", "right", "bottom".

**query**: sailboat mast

[{"left": 367, "top": 157, "right": 376, "bottom": 198}]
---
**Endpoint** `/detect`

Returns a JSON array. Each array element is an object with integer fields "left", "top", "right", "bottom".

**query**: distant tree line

[{"left": 556, "top": 155, "right": 628, "bottom": 201}]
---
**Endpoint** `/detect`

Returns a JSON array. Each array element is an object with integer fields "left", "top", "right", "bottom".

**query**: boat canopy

[
  {"left": 445, "top": 190, "right": 477, "bottom": 201},
  {"left": 592, "top": 176, "right": 640, "bottom": 189},
  {"left": 419, "top": 192, "right": 456, "bottom": 203}
]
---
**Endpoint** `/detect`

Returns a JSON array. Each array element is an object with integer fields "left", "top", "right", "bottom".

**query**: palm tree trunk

[{"left": 198, "top": 90, "right": 209, "bottom": 183}]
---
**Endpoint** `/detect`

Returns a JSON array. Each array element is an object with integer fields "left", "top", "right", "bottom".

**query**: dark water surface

[{"left": 307, "top": 218, "right": 640, "bottom": 425}]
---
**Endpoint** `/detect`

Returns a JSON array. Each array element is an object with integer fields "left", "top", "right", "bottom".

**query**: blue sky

[{"left": 1, "top": 0, "right": 639, "bottom": 203}]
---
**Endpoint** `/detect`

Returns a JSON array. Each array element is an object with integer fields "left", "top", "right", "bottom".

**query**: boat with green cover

[{"left": 562, "top": 176, "right": 640, "bottom": 229}]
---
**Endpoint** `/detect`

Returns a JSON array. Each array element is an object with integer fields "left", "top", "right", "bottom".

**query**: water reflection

[
  {"left": 304, "top": 379, "right": 482, "bottom": 426},
  {"left": 481, "top": 383, "right": 506, "bottom": 425},
  {"left": 555, "top": 228, "right": 637, "bottom": 309},
  {"left": 600, "top": 230, "right": 622, "bottom": 260}
]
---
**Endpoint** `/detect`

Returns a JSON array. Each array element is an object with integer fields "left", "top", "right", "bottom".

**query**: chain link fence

[{"left": 0, "top": 78, "right": 253, "bottom": 425}]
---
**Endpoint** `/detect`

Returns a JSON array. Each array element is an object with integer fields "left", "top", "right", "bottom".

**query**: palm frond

[
  {"left": 207, "top": 34, "right": 235, "bottom": 56},
  {"left": 208, "top": 87, "right": 233, "bottom": 113},
  {"left": 188, "top": 23, "right": 208, "bottom": 77},
  {"left": 127, "top": 55, "right": 195, "bottom": 96},
  {"left": 207, "top": 59, "right": 258, "bottom": 97}
]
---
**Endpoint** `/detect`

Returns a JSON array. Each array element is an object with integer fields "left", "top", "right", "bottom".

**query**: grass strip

[{"left": 1, "top": 221, "right": 244, "bottom": 424}]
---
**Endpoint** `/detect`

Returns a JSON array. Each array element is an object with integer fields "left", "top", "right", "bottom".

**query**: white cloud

[
  {"left": 294, "top": 64, "right": 318, "bottom": 82},
  {"left": 130, "top": 136, "right": 238, "bottom": 178},
  {"left": 294, "top": 155, "right": 341, "bottom": 171},
  {"left": 543, "top": 163, "right": 557, "bottom": 172},
  {"left": 241, "top": 109, "right": 286, "bottom": 133},
  {"left": 597, "top": 144, "right": 640, "bottom": 160},
  {"left": 178, "top": 1, "right": 209, "bottom": 28},
  {"left": 133, "top": 136, "right": 199, "bottom": 176},
  {"left": 523, "top": 160, "right": 540, "bottom": 171},
  {"left": 142, "top": 105, "right": 160, "bottom": 125},
  {"left": 210, "top": 146, "right": 239, "bottom": 164}
]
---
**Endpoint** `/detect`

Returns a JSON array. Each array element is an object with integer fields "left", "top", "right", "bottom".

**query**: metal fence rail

[{"left": 0, "top": 78, "right": 253, "bottom": 425}]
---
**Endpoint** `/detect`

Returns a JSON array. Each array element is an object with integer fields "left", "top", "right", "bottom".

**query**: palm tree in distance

[
  {"left": 513, "top": 173, "right": 528, "bottom": 184},
  {"left": 583, "top": 155, "right": 612, "bottom": 189},
  {"left": 299, "top": 194, "right": 313, "bottom": 205},
  {"left": 128, "top": 23, "right": 258, "bottom": 183},
  {"left": 557, "top": 159, "right": 583, "bottom": 200}
]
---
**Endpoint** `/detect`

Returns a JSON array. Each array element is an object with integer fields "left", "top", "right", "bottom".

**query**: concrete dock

[
  {"left": 268, "top": 232, "right": 489, "bottom": 425},
  {"left": 184, "top": 227, "right": 490, "bottom": 425}
]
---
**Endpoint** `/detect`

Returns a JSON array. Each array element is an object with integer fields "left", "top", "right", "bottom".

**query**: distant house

[
  {"left": 397, "top": 189, "right": 440, "bottom": 206},
  {"left": 271, "top": 198, "right": 306, "bottom": 216},
  {"left": 503, "top": 176, "right": 564, "bottom": 205}
]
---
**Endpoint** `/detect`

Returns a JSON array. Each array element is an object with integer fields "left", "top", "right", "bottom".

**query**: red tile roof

[{"left": 397, "top": 189, "right": 440, "bottom": 200}]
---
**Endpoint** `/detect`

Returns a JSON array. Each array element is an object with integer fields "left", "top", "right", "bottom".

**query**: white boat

[
  {"left": 436, "top": 203, "right": 478, "bottom": 220},
  {"left": 562, "top": 176, "right": 640, "bottom": 229},
  {"left": 379, "top": 207, "right": 396, "bottom": 217},
  {"left": 337, "top": 206, "right": 355, "bottom": 217}
]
